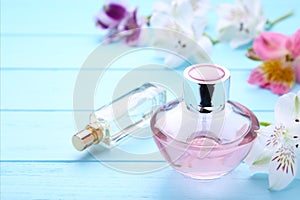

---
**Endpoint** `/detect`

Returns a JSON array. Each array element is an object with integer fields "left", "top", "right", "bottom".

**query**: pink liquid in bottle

[{"left": 151, "top": 64, "right": 259, "bottom": 179}]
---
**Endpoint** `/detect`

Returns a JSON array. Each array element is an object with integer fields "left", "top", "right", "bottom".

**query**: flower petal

[
  {"left": 248, "top": 60, "right": 295, "bottom": 95},
  {"left": 95, "top": 10, "right": 120, "bottom": 29},
  {"left": 244, "top": 125, "right": 277, "bottom": 173},
  {"left": 164, "top": 54, "right": 185, "bottom": 68},
  {"left": 253, "top": 32, "right": 289, "bottom": 60},
  {"left": 171, "top": 0, "right": 194, "bottom": 30},
  {"left": 244, "top": 0, "right": 263, "bottom": 18},
  {"left": 216, "top": 0, "right": 266, "bottom": 48},
  {"left": 216, "top": 3, "right": 239, "bottom": 21},
  {"left": 189, "top": 0, "right": 211, "bottom": 17},
  {"left": 245, "top": 148, "right": 273, "bottom": 174},
  {"left": 218, "top": 25, "right": 252, "bottom": 48},
  {"left": 275, "top": 91, "right": 300, "bottom": 125},
  {"left": 248, "top": 67, "right": 268, "bottom": 87},
  {"left": 229, "top": 35, "right": 253, "bottom": 49},
  {"left": 191, "top": 18, "right": 207, "bottom": 40},
  {"left": 104, "top": 3, "right": 128, "bottom": 20},
  {"left": 196, "top": 36, "right": 213, "bottom": 56},
  {"left": 150, "top": 0, "right": 212, "bottom": 67},
  {"left": 269, "top": 82, "right": 292, "bottom": 95},
  {"left": 294, "top": 57, "right": 300, "bottom": 83},
  {"left": 296, "top": 149, "right": 300, "bottom": 179},
  {"left": 150, "top": 12, "right": 175, "bottom": 29},
  {"left": 286, "top": 29, "right": 300, "bottom": 58},
  {"left": 268, "top": 145, "right": 297, "bottom": 190},
  {"left": 129, "top": 27, "right": 151, "bottom": 46}
]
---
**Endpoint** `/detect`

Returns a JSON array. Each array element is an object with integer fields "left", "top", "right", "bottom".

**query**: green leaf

[
  {"left": 295, "top": 95, "right": 300, "bottom": 114},
  {"left": 252, "top": 156, "right": 271, "bottom": 166},
  {"left": 259, "top": 121, "right": 272, "bottom": 127}
]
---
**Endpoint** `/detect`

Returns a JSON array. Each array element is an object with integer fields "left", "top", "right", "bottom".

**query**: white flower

[
  {"left": 216, "top": 0, "right": 267, "bottom": 48},
  {"left": 245, "top": 91, "right": 300, "bottom": 190},
  {"left": 152, "top": 0, "right": 211, "bottom": 18},
  {"left": 150, "top": 0, "right": 212, "bottom": 67}
]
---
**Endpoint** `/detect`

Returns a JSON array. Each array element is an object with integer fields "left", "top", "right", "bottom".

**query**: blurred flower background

[{"left": 95, "top": 0, "right": 298, "bottom": 95}]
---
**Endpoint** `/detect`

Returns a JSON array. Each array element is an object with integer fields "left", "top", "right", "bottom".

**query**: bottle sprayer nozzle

[
  {"left": 72, "top": 129, "right": 94, "bottom": 151},
  {"left": 72, "top": 123, "right": 103, "bottom": 151}
]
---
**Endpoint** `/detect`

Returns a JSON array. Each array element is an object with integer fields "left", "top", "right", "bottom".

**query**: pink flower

[
  {"left": 286, "top": 29, "right": 300, "bottom": 58},
  {"left": 248, "top": 29, "right": 300, "bottom": 94},
  {"left": 248, "top": 60, "right": 295, "bottom": 95},
  {"left": 295, "top": 58, "right": 300, "bottom": 82},
  {"left": 252, "top": 32, "right": 289, "bottom": 60},
  {"left": 94, "top": 0, "right": 146, "bottom": 45}
]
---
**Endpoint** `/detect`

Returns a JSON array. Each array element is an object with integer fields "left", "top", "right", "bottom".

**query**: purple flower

[
  {"left": 95, "top": 0, "right": 130, "bottom": 29},
  {"left": 121, "top": 9, "right": 143, "bottom": 44},
  {"left": 95, "top": 0, "right": 147, "bottom": 45}
]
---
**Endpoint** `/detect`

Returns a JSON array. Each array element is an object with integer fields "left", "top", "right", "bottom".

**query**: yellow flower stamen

[{"left": 260, "top": 60, "right": 295, "bottom": 87}]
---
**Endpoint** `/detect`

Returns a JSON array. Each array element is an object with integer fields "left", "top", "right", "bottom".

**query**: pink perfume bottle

[{"left": 151, "top": 64, "right": 259, "bottom": 179}]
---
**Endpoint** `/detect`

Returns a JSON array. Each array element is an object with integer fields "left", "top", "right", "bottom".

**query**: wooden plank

[
  {"left": 0, "top": 36, "right": 255, "bottom": 70},
  {"left": 1, "top": 162, "right": 299, "bottom": 199},
  {"left": 0, "top": 69, "right": 183, "bottom": 110},
  {"left": 0, "top": 36, "right": 100, "bottom": 69},
  {"left": 1, "top": 70, "right": 299, "bottom": 110},
  {"left": 2, "top": 35, "right": 300, "bottom": 70},
  {"left": 0, "top": 38, "right": 166, "bottom": 70},
  {"left": 1, "top": 111, "right": 274, "bottom": 161},
  {"left": 0, "top": 111, "right": 168, "bottom": 161}
]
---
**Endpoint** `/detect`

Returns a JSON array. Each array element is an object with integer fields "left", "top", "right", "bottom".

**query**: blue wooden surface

[{"left": 1, "top": 0, "right": 300, "bottom": 199}]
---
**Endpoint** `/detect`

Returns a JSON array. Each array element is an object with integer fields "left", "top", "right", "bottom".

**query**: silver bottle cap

[{"left": 183, "top": 64, "right": 230, "bottom": 113}]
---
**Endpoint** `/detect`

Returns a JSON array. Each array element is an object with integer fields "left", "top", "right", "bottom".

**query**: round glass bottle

[{"left": 151, "top": 64, "right": 259, "bottom": 179}]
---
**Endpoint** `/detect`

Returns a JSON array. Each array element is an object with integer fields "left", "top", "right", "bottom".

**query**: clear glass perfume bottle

[
  {"left": 151, "top": 64, "right": 259, "bottom": 179},
  {"left": 72, "top": 83, "right": 166, "bottom": 151}
]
